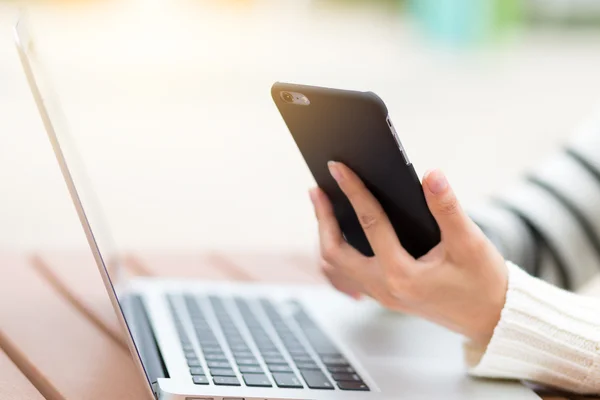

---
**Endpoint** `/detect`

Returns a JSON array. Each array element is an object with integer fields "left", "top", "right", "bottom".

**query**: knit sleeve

[{"left": 464, "top": 262, "right": 600, "bottom": 394}]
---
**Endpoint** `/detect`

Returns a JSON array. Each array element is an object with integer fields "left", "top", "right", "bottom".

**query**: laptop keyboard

[{"left": 166, "top": 294, "right": 369, "bottom": 392}]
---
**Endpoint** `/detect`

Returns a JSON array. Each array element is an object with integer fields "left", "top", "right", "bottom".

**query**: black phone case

[{"left": 272, "top": 82, "right": 440, "bottom": 258}]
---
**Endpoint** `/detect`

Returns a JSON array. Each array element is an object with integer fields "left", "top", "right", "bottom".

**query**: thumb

[{"left": 422, "top": 169, "right": 472, "bottom": 246}]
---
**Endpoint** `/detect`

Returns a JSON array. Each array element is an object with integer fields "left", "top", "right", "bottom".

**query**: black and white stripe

[{"left": 472, "top": 113, "right": 600, "bottom": 290}]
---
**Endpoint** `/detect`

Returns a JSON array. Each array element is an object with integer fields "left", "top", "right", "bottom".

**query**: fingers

[
  {"left": 309, "top": 186, "right": 343, "bottom": 249},
  {"left": 327, "top": 162, "right": 414, "bottom": 268},
  {"left": 320, "top": 259, "right": 363, "bottom": 300},
  {"left": 309, "top": 187, "right": 369, "bottom": 280},
  {"left": 422, "top": 169, "right": 477, "bottom": 249}
]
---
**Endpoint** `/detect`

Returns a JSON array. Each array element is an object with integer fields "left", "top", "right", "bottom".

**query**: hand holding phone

[{"left": 310, "top": 165, "right": 509, "bottom": 345}]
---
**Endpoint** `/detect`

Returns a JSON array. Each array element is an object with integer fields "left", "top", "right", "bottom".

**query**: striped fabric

[{"left": 472, "top": 112, "right": 600, "bottom": 290}]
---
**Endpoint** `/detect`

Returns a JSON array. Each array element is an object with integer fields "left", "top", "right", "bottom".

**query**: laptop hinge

[{"left": 126, "top": 295, "right": 169, "bottom": 399}]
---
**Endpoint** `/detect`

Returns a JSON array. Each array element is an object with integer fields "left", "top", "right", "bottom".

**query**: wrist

[{"left": 470, "top": 258, "right": 509, "bottom": 345}]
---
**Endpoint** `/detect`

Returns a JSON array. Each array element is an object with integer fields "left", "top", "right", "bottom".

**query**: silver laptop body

[{"left": 14, "top": 19, "right": 540, "bottom": 400}]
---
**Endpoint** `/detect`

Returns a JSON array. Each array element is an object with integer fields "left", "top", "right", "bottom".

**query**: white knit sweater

[{"left": 464, "top": 262, "right": 600, "bottom": 394}]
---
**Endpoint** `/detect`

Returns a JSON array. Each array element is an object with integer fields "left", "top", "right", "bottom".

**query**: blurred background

[{"left": 2, "top": 0, "right": 600, "bottom": 254}]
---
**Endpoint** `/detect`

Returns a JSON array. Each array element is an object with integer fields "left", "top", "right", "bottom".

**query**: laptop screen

[{"left": 14, "top": 18, "right": 156, "bottom": 397}]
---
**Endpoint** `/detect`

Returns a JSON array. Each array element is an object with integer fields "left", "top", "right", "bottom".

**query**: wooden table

[{"left": 0, "top": 251, "right": 594, "bottom": 400}]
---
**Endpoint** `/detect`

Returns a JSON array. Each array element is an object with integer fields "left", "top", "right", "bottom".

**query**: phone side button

[{"left": 401, "top": 150, "right": 411, "bottom": 166}]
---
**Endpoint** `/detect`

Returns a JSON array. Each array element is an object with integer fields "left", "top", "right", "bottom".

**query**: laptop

[{"left": 14, "top": 18, "right": 540, "bottom": 400}]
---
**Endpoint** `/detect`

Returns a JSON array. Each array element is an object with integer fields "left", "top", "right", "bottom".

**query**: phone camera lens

[{"left": 282, "top": 92, "right": 294, "bottom": 103}]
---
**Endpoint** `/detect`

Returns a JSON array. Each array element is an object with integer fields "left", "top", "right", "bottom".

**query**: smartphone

[{"left": 272, "top": 82, "right": 440, "bottom": 258}]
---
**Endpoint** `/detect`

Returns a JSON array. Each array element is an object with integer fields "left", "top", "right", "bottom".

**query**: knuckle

[
  {"left": 437, "top": 194, "right": 460, "bottom": 216},
  {"left": 358, "top": 209, "right": 383, "bottom": 231},
  {"left": 379, "top": 297, "right": 395, "bottom": 310},
  {"left": 378, "top": 291, "right": 401, "bottom": 310},
  {"left": 386, "top": 274, "right": 420, "bottom": 301},
  {"left": 385, "top": 276, "right": 404, "bottom": 296},
  {"left": 389, "top": 255, "right": 411, "bottom": 276},
  {"left": 319, "top": 260, "right": 332, "bottom": 275},
  {"left": 321, "top": 241, "right": 341, "bottom": 263}
]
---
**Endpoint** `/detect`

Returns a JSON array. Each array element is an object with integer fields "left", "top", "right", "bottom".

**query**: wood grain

[
  {"left": 0, "top": 348, "right": 45, "bottom": 400},
  {"left": 130, "top": 251, "right": 324, "bottom": 283},
  {"left": 32, "top": 252, "right": 126, "bottom": 348},
  {"left": 126, "top": 251, "right": 251, "bottom": 280},
  {"left": 0, "top": 253, "right": 148, "bottom": 399},
  {"left": 220, "top": 252, "right": 324, "bottom": 283}
]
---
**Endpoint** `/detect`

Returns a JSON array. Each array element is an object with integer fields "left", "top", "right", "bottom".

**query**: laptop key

[
  {"left": 321, "top": 356, "right": 349, "bottom": 367},
  {"left": 287, "top": 348, "right": 309, "bottom": 356},
  {"left": 272, "top": 373, "right": 303, "bottom": 389},
  {"left": 232, "top": 351, "right": 254, "bottom": 359},
  {"left": 296, "top": 362, "right": 320, "bottom": 371},
  {"left": 314, "top": 347, "right": 341, "bottom": 357},
  {"left": 254, "top": 340, "right": 276, "bottom": 349},
  {"left": 230, "top": 344, "right": 251, "bottom": 352},
  {"left": 194, "top": 326, "right": 215, "bottom": 333},
  {"left": 337, "top": 381, "right": 370, "bottom": 391},
  {"left": 192, "top": 376, "right": 209, "bottom": 385},
  {"left": 243, "top": 374, "right": 272, "bottom": 387},
  {"left": 226, "top": 336, "right": 245, "bottom": 344},
  {"left": 213, "top": 376, "right": 241, "bottom": 386},
  {"left": 202, "top": 346, "right": 224, "bottom": 354},
  {"left": 282, "top": 339, "right": 302, "bottom": 348},
  {"left": 291, "top": 354, "right": 313, "bottom": 363},
  {"left": 264, "top": 356, "right": 287, "bottom": 365},
  {"left": 268, "top": 364, "right": 293, "bottom": 373},
  {"left": 257, "top": 345, "right": 278, "bottom": 352},
  {"left": 327, "top": 365, "right": 355, "bottom": 374},
  {"left": 187, "top": 359, "right": 202, "bottom": 367},
  {"left": 194, "top": 325, "right": 214, "bottom": 332},
  {"left": 197, "top": 334, "right": 217, "bottom": 342},
  {"left": 189, "top": 367, "right": 205, "bottom": 375},
  {"left": 331, "top": 372, "right": 362, "bottom": 382},
  {"left": 300, "top": 370, "right": 334, "bottom": 390},
  {"left": 199, "top": 340, "right": 220, "bottom": 347},
  {"left": 235, "top": 358, "right": 259, "bottom": 366},
  {"left": 249, "top": 327, "right": 266, "bottom": 335},
  {"left": 259, "top": 351, "right": 282, "bottom": 358},
  {"left": 205, "top": 353, "right": 228, "bottom": 361},
  {"left": 210, "top": 368, "right": 237, "bottom": 377},
  {"left": 238, "top": 365, "right": 264, "bottom": 374},
  {"left": 207, "top": 361, "right": 230, "bottom": 369}
]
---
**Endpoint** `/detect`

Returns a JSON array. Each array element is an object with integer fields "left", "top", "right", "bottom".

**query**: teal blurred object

[{"left": 409, "top": 0, "right": 522, "bottom": 46}]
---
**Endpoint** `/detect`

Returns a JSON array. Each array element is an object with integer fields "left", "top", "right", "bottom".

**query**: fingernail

[
  {"left": 426, "top": 169, "right": 448, "bottom": 194},
  {"left": 351, "top": 293, "right": 362, "bottom": 301},
  {"left": 328, "top": 161, "right": 344, "bottom": 182},
  {"left": 309, "top": 188, "right": 319, "bottom": 205}
]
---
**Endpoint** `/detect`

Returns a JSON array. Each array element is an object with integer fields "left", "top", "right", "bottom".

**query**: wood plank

[
  {"left": 128, "top": 252, "right": 255, "bottom": 280},
  {"left": 0, "top": 347, "right": 45, "bottom": 400},
  {"left": 131, "top": 251, "right": 325, "bottom": 283},
  {"left": 0, "top": 253, "right": 149, "bottom": 399},
  {"left": 32, "top": 251, "right": 126, "bottom": 347},
  {"left": 217, "top": 252, "right": 324, "bottom": 283}
]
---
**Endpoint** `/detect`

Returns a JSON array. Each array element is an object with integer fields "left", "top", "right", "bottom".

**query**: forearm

[{"left": 465, "top": 262, "right": 600, "bottom": 394}]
